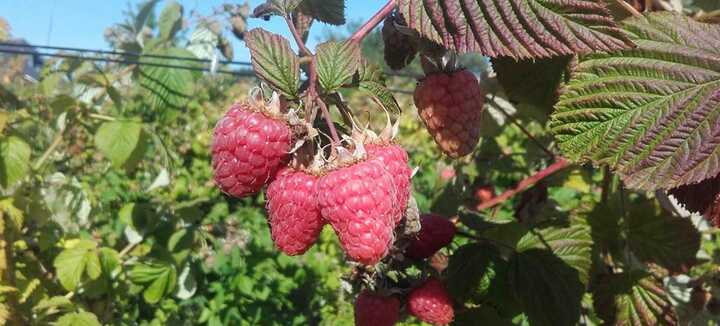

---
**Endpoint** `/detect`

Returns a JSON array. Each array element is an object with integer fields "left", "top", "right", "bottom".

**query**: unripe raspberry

[
  {"left": 317, "top": 159, "right": 396, "bottom": 265},
  {"left": 408, "top": 278, "right": 455, "bottom": 325},
  {"left": 366, "top": 143, "right": 412, "bottom": 225},
  {"left": 266, "top": 168, "right": 324, "bottom": 255},
  {"left": 212, "top": 102, "right": 291, "bottom": 197},
  {"left": 414, "top": 69, "right": 485, "bottom": 158},
  {"left": 354, "top": 291, "right": 400, "bottom": 326},
  {"left": 406, "top": 214, "right": 456, "bottom": 259}
]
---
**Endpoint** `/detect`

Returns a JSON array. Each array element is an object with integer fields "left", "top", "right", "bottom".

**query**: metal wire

[
  {"left": 0, "top": 41, "right": 252, "bottom": 66},
  {"left": 0, "top": 47, "right": 255, "bottom": 76}
]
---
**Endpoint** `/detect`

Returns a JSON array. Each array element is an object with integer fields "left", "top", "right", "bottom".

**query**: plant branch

[
  {"left": 349, "top": 0, "right": 396, "bottom": 44},
  {"left": 285, "top": 15, "right": 312, "bottom": 56},
  {"left": 32, "top": 129, "right": 64, "bottom": 171},
  {"left": 476, "top": 158, "right": 572, "bottom": 210},
  {"left": 614, "top": 0, "right": 642, "bottom": 17}
]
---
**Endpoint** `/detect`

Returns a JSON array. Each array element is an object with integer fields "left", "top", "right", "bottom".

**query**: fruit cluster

[
  {"left": 211, "top": 93, "right": 413, "bottom": 265},
  {"left": 211, "top": 68, "right": 483, "bottom": 325}
]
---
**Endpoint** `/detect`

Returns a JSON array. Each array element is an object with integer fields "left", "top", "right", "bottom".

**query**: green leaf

[
  {"left": 252, "top": 0, "right": 303, "bottom": 17},
  {"left": 129, "top": 261, "right": 177, "bottom": 304},
  {"left": 55, "top": 311, "right": 101, "bottom": 326},
  {"left": 94, "top": 120, "right": 143, "bottom": 168},
  {"left": 493, "top": 55, "right": 573, "bottom": 112},
  {"left": 139, "top": 47, "right": 200, "bottom": 112},
  {"left": 398, "top": 0, "right": 633, "bottom": 59},
  {"left": 625, "top": 203, "right": 701, "bottom": 271},
  {"left": 244, "top": 28, "right": 300, "bottom": 99},
  {"left": 98, "top": 248, "right": 120, "bottom": 275},
  {"left": 158, "top": 1, "right": 183, "bottom": 41},
  {"left": 509, "top": 249, "right": 584, "bottom": 326},
  {"left": 53, "top": 240, "right": 99, "bottom": 291},
  {"left": 593, "top": 272, "right": 678, "bottom": 326},
  {"left": 515, "top": 224, "right": 593, "bottom": 285},
  {"left": 446, "top": 243, "right": 505, "bottom": 304},
  {"left": 298, "top": 0, "right": 345, "bottom": 25},
  {"left": 134, "top": 0, "right": 161, "bottom": 32},
  {"left": 356, "top": 60, "right": 400, "bottom": 114},
  {"left": 315, "top": 41, "right": 360, "bottom": 92},
  {"left": 550, "top": 13, "right": 720, "bottom": 190},
  {"left": 0, "top": 136, "right": 31, "bottom": 188},
  {"left": 33, "top": 296, "right": 73, "bottom": 313}
]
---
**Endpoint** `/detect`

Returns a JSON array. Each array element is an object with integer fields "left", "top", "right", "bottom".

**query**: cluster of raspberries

[
  {"left": 211, "top": 96, "right": 414, "bottom": 265},
  {"left": 354, "top": 213, "right": 457, "bottom": 326}
]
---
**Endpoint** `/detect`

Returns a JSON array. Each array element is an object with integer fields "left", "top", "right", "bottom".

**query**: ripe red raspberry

[
  {"left": 266, "top": 168, "right": 324, "bottom": 255},
  {"left": 317, "top": 159, "right": 396, "bottom": 265},
  {"left": 406, "top": 214, "right": 456, "bottom": 259},
  {"left": 212, "top": 102, "right": 291, "bottom": 197},
  {"left": 354, "top": 291, "right": 400, "bottom": 326},
  {"left": 366, "top": 143, "right": 412, "bottom": 225},
  {"left": 414, "top": 69, "right": 485, "bottom": 158},
  {"left": 408, "top": 278, "right": 455, "bottom": 325}
]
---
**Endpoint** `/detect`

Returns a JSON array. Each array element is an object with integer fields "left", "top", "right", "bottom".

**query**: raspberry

[
  {"left": 366, "top": 143, "right": 412, "bottom": 225},
  {"left": 317, "top": 159, "right": 396, "bottom": 265},
  {"left": 406, "top": 214, "right": 456, "bottom": 259},
  {"left": 212, "top": 102, "right": 291, "bottom": 197},
  {"left": 354, "top": 291, "right": 400, "bottom": 326},
  {"left": 408, "top": 278, "right": 455, "bottom": 326},
  {"left": 266, "top": 168, "right": 324, "bottom": 255},
  {"left": 414, "top": 69, "right": 485, "bottom": 157}
]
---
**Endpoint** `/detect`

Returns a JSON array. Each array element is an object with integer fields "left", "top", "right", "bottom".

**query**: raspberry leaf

[
  {"left": 158, "top": 1, "right": 183, "bottom": 41},
  {"left": 139, "top": 47, "right": 200, "bottom": 113},
  {"left": 298, "top": 0, "right": 345, "bottom": 26},
  {"left": 593, "top": 271, "right": 678, "bottom": 325},
  {"left": 53, "top": 240, "right": 102, "bottom": 291},
  {"left": 625, "top": 201, "right": 701, "bottom": 272},
  {"left": 492, "top": 55, "right": 573, "bottom": 113},
  {"left": 515, "top": 224, "right": 593, "bottom": 285},
  {"left": 445, "top": 243, "right": 506, "bottom": 304},
  {"left": 398, "top": 0, "right": 633, "bottom": 59},
  {"left": 0, "top": 136, "right": 31, "bottom": 188},
  {"left": 316, "top": 41, "right": 361, "bottom": 93},
  {"left": 356, "top": 60, "right": 400, "bottom": 113},
  {"left": 94, "top": 120, "right": 144, "bottom": 169},
  {"left": 245, "top": 28, "right": 301, "bottom": 99},
  {"left": 509, "top": 249, "right": 584, "bottom": 326},
  {"left": 550, "top": 13, "right": 720, "bottom": 191},
  {"left": 56, "top": 311, "right": 101, "bottom": 326},
  {"left": 128, "top": 261, "right": 177, "bottom": 304},
  {"left": 252, "top": 0, "right": 303, "bottom": 17}
]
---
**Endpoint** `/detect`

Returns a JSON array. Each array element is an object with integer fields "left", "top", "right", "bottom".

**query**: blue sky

[{"left": 0, "top": 1, "right": 380, "bottom": 62}]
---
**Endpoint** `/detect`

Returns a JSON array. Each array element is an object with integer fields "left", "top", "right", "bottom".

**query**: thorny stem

[
  {"left": 476, "top": 158, "right": 572, "bottom": 210},
  {"left": 490, "top": 95, "right": 555, "bottom": 159},
  {"left": 285, "top": 15, "right": 312, "bottom": 56},
  {"left": 349, "top": 0, "right": 396, "bottom": 44},
  {"left": 614, "top": 0, "right": 643, "bottom": 17}
]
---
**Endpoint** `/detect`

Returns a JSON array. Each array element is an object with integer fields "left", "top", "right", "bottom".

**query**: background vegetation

[{"left": 1, "top": 1, "right": 720, "bottom": 325}]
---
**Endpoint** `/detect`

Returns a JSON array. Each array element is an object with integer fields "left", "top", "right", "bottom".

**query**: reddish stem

[
  {"left": 476, "top": 158, "right": 572, "bottom": 210},
  {"left": 285, "top": 15, "right": 312, "bottom": 56},
  {"left": 349, "top": 0, "right": 396, "bottom": 44},
  {"left": 308, "top": 56, "right": 340, "bottom": 144}
]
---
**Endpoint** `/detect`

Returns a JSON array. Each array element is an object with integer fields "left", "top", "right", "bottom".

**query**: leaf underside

[
  {"left": 593, "top": 272, "right": 677, "bottom": 326},
  {"left": 550, "top": 13, "right": 720, "bottom": 190},
  {"left": 398, "top": 0, "right": 634, "bottom": 59}
]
